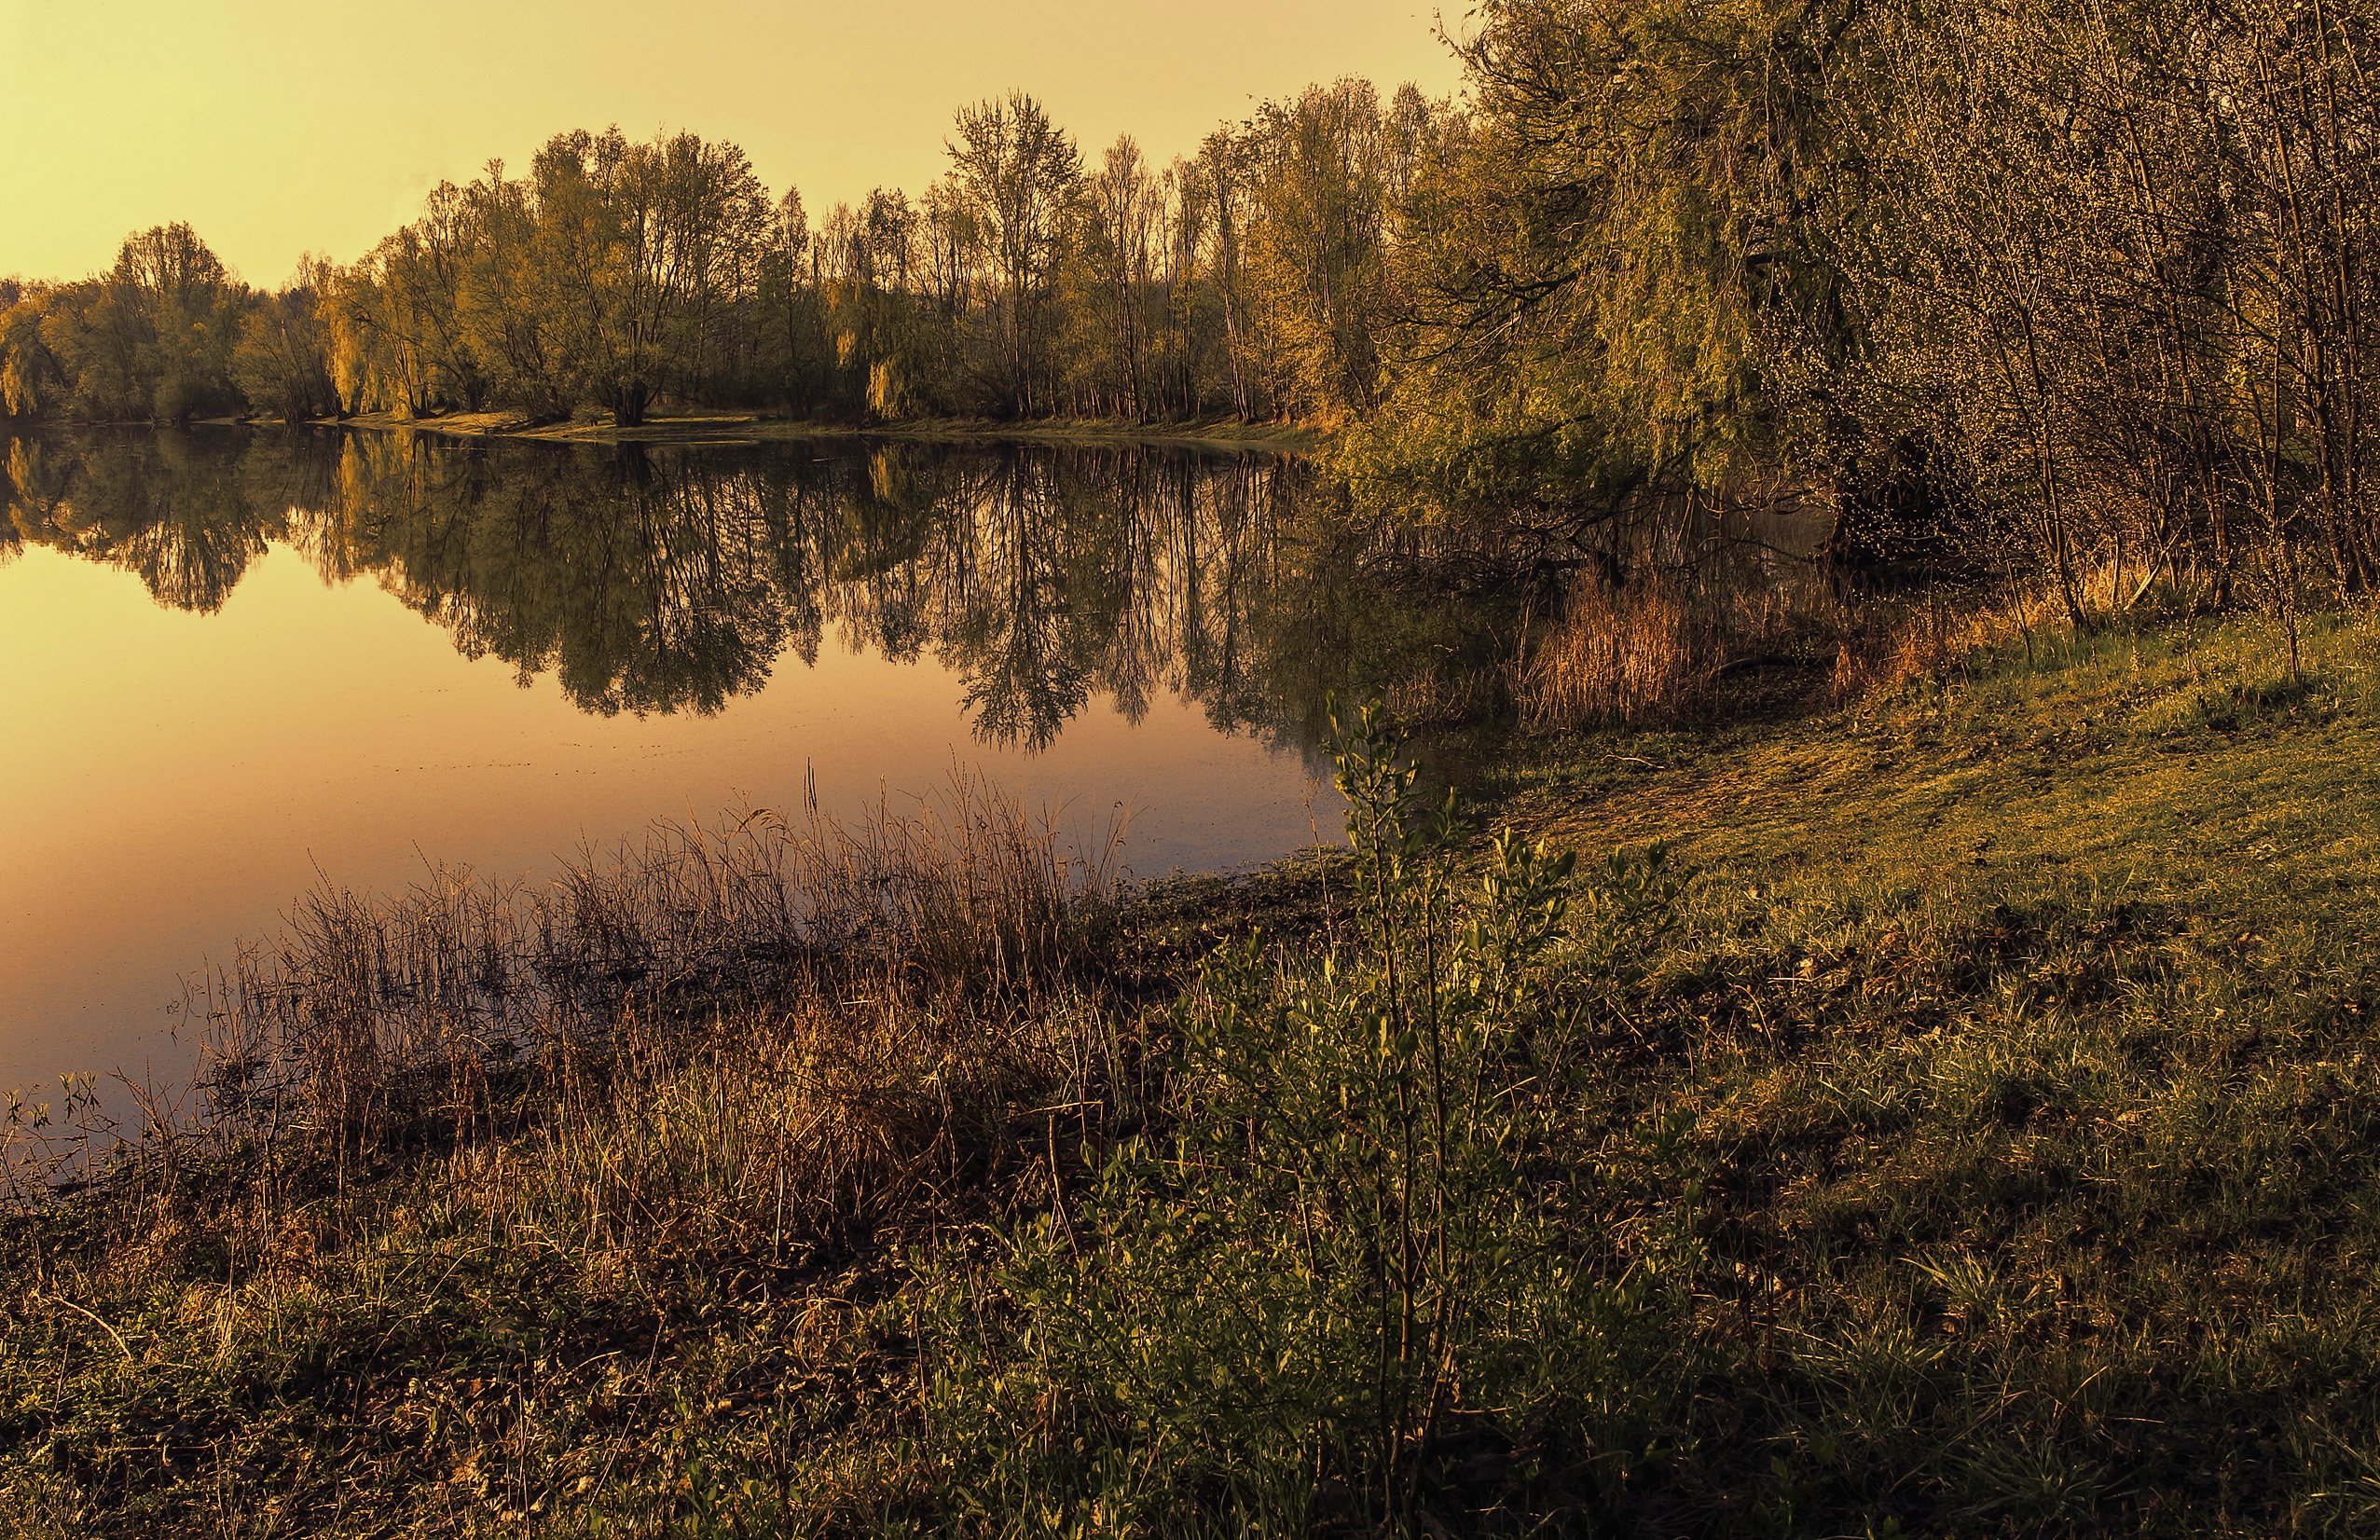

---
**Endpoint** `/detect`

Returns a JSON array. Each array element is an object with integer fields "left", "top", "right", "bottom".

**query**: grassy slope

[
  {"left": 9, "top": 611, "right": 2380, "bottom": 1534},
  {"left": 1485, "top": 610, "right": 2380, "bottom": 1533}
]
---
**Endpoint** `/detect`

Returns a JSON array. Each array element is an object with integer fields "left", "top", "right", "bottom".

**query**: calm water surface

[{"left": 1, "top": 429, "right": 1349, "bottom": 1093}]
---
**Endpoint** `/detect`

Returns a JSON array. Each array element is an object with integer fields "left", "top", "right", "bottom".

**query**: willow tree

[
  {"left": 454, "top": 161, "right": 573, "bottom": 421},
  {"left": 231, "top": 257, "right": 342, "bottom": 422},
  {"left": 812, "top": 187, "right": 933, "bottom": 418},
  {"left": 333, "top": 212, "right": 476, "bottom": 418},
  {"left": 1066, "top": 135, "right": 1165, "bottom": 419},
  {"left": 1185, "top": 128, "right": 1267, "bottom": 419},
  {"left": 758, "top": 187, "right": 834, "bottom": 416},
  {"left": 1238, "top": 79, "right": 1424, "bottom": 422},
  {"left": 0, "top": 282, "right": 63, "bottom": 419},
  {"left": 1149, "top": 156, "right": 1217, "bottom": 418},
  {"left": 519, "top": 129, "right": 775, "bottom": 427},
  {"left": 27, "top": 225, "right": 252, "bottom": 423},
  {"left": 1345, "top": 0, "right": 1871, "bottom": 557}
]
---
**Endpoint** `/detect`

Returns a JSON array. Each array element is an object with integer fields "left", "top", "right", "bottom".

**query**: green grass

[
  {"left": 10, "top": 607, "right": 2380, "bottom": 1535},
  {"left": 1484, "top": 607, "right": 2380, "bottom": 1532}
]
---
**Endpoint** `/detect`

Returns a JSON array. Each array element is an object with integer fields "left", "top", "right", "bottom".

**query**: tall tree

[
  {"left": 1068, "top": 135, "right": 1164, "bottom": 419},
  {"left": 945, "top": 92, "right": 1083, "bottom": 417}
]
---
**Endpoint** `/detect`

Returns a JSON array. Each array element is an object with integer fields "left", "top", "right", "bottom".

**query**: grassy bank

[
  {"left": 10, "top": 607, "right": 2380, "bottom": 1535},
  {"left": 322, "top": 409, "right": 1320, "bottom": 455}
]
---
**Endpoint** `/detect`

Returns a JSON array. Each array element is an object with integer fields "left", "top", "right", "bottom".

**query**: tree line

[
  {"left": 15, "top": 2, "right": 2380, "bottom": 602},
  {"left": 0, "top": 81, "right": 1436, "bottom": 433}
]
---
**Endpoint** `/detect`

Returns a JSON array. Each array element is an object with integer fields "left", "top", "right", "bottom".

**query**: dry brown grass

[
  {"left": 1521, "top": 552, "right": 2235, "bottom": 727},
  {"left": 1823, "top": 552, "right": 2276, "bottom": 707},
  {"left": 1520, "top": 574, "right": 1719, "bottom": 728},
  {"left": 184, "top": 773, "right": 1125, "bottom": 1164},
  {"left": 1825, "top": 581, "right": 2130, "bottom": 704},
  {"left": 500, "top": 983, "right": 1132, "bottom": 1266},
  {"left": 1828, "top": 598, "right": 2010, "bottom": 702},
  {"left": 1520, "top": 570, "right": 1813, "bottom": 729}
]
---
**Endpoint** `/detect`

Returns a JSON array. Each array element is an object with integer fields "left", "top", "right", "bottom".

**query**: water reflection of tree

[
  {"left": 2, "top": 428, "right": 1406, "bottom": 753},
  {"left": 2, "top": 430, "right": 287, "bottom": 612},
  {"left": 346, "top": 448, "right": 803, "bottom": 717}
]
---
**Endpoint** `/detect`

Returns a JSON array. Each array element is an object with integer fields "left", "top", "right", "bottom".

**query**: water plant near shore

[
  {"left": 191, "top": 772, "right": 1125, "bottom": 1160},
  {"left": 908, "top": 706, "right": 1678, "bottom": 1531}
]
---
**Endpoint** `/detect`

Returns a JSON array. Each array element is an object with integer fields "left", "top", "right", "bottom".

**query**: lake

[{"left": 0, "top": 428, "right": 1353, "bottom": 1097}]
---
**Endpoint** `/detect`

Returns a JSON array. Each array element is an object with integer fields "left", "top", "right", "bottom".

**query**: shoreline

[
  {"left": 15, "top": 606, "right": 2380, "bottom": 1531},
  {"left": 321, "top": 408, "right": 1321, "bottom": 454},
  {"left": 5, "top": 412, "right": 1321, "bottom": 454}
]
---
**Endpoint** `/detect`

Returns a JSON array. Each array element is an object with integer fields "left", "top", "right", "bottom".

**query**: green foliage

[
  {"left": 231, "top": 265, "right": 342, "bottom": 423},
  {"left": 0, "top": 48, "right": 1492, "bottom": 438},
  {"left": 1344, "top": 0, "right": 1852, "bottom": 529},
  {"left": 0, "top": 78, "right": 1457, "bottom": 435},
  {"left": 907, "top": 705, "right": 1675, "bottom": 1531},
  {"left": 8, "top": 225, "right": 250, "bottom": 425},
  {"left": 1347, "top": 0, "right": 2380, "bottom": 613}
]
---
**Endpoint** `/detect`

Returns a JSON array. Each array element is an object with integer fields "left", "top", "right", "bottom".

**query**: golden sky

[{"left": 0, "top": 0, "right": 1467, "bottom": 288}]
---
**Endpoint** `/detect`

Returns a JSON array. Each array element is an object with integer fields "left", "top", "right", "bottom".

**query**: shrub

[{"left": 908, "top": 705, "right": 1682, "bottom": 1533}]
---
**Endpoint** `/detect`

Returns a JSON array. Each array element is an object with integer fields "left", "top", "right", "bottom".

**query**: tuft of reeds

[
  {"left": 186, "top": 771, "right": 1125, "bottom": 1161},
  {"left": 1520, "top": 573, "right": 1716, "bottom": 728},
  {"left": 1520, "top": 569, "right": 1809, "bottom": 728}
]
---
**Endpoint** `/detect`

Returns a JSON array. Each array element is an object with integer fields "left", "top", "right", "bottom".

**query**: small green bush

[{"left": 909, "top": 705, "right": 1686, "bottom": 1533}]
